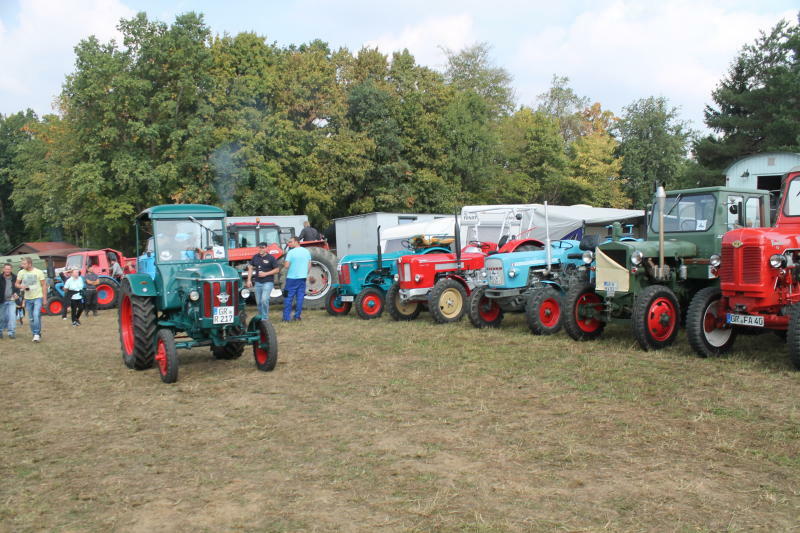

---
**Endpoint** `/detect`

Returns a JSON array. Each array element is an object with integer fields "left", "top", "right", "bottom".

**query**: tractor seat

[{"left": 579, "top": 234, "right": 601, "bottom": 251}]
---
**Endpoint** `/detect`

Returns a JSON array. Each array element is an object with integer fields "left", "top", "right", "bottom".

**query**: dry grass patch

[{"left": 1, "top": 308, "right": 799, "bottom": 531}]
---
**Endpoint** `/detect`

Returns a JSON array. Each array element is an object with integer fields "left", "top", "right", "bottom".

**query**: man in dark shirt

[
  {"left": 246, "top": 242, "right": 279, "bottom": 320},
  {"left": 1, "top": 262, "right": 20, "bottom": 339},
  {"left": 84, "top": 265, "right": 100, "bottom": 316},
  {"left": 298, "top": 221, "right": 321, "bottom": 242}
]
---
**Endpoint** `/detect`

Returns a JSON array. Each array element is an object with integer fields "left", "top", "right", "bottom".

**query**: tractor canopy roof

[
  {"left": 137, "top": 204, "right": 226, "bottom": 220},
  {"left": 660, "top": 185, "right": 770, "bottom": 197}
]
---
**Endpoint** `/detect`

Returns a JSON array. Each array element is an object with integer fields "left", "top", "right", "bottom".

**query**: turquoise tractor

[
  {"left": 326, "top": 227, "right": 452, "bottom": 319},
  {"left": 118, "top": 204, "right": 278, "bottom": 384}
]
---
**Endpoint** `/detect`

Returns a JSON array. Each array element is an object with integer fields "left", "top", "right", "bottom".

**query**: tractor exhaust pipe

[
  {"left": 454, "top": 211, "right": 461, "bottom": 268},
  {"left": 376, "top": 225, "right": 382, "bottom": 269},
  {"left": 656, "top": 184, "right": 666, "bottom": 280},
  {"left": 544, "top": 202, "right": 552, "bottom": 275}
]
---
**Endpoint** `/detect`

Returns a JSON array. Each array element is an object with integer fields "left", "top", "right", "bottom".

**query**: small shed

[
  {"left": 724, "top": 152, "right": 800, "bottom": 193},
  {"left": 334, "top": 212, "right": 448, "bottom": 255},
  {"left": 4, "top": 242, "right": 87, "bottom": 268}
]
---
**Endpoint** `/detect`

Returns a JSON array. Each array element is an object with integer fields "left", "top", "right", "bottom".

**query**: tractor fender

[
  {"left": 125, "top": 273, "right": 157, "bottom": 297},
  {"left": 442, "top": 274, "right": 472, "bottom": 295},
  {"left": 500, "top": 238, "right": 546, "bottom": 253},
  {"left": 538, "top": 279, "right": 564, "bottom": 293},
  {"left": 421, "top": 247, "right": 451, "bottom": 255}
]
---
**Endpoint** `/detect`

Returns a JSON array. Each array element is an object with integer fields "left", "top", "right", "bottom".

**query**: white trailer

[{"left": 334, "top": 212, "right": 448, "bottom": 255}]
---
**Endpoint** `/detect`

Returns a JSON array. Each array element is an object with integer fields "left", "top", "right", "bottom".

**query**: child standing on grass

[{"left": 63, "top": 269, "right": 85, "bottom": 326}]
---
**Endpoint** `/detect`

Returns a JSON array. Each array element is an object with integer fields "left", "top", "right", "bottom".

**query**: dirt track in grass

[{"left": 1, "top": 307, "right": 799, "bottom": 531}]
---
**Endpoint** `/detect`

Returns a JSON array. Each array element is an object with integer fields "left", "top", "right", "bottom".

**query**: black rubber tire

[
  {"left": 212, "top": 310, "right": 247, "bottom": 360},
  {"left": 44, "top": 295, "right": 66, "bottom": 316},
  {"left": 303, "top": 247, "right": 339, "bottom": 310},
  {"left": 355, "top": 286, "right": 385, "bottom": 320},
  {"left": 526, "top": 286, "right": 564, "bottom": 335},
  {"left": 118, "top": 280, "right": 156, "bottom": 370},
  {"left": 155, "top": 328, "right": 179, "bottom": 384},
  {"left": 467, "top": 286, "right": 504, "bottom": 328},
  {"left": 325, "top": 288, "right": 352, "bottom": 316},
  {"left": 563, "top": 282, "right": 606, "bottom": 341},
  {"left": 386, "top": 282, "right": 421, "bottom": 321},
  {"left": 96, "top": 277, "right": 120, "bottom": 310},
  {"left": 429, "top": 278, "right": 467, "bottom": 324},
  {"left": 686, "top": 286, "right": 736, "bottom": 358},
  {"left": 253, "top": 318, "right": 279, "bottom": 372},
  {"left": 787, "top": 305, "right": 800, "bottom": 370},
  {"left": 632, "top": 285, "right": 681, "bottom": 351}
]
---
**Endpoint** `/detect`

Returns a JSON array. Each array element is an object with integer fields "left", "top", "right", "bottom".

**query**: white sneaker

[{"left": 33, "top": 334, "right": 40, "bottom": 342}]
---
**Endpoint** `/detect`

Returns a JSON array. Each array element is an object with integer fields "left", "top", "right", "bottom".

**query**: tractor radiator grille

[
  {"left": 719, "top": 245, "right": 734, "bottom": 281},
  {"left": 742, "top": 247, "right": 762, "bottom": 284},
  {"left": 339, "top": 264, "right": 351, "bottom": 285},
  {"left": 201, "top": 281, "right": 238, "bottom": 319}
]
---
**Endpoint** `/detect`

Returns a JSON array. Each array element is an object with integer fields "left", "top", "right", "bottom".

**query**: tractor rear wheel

[
  {"left": 303, "top": 247, "right": 339, "bottom": 310},
  {"left": 118, "top": 280, "right": 156, "bottom": 370},
  {"left": 386, "top": 283, "right": 421, "bottom": 321},
  {"left": 526, "top": 286, "right": 564, "bottom": 335},
  {"left": 325, "top": 288, "right": 352, "bottom": 316},
  {"left": 45, "top": 296, "right": 66, "bottom": 316},
  {"left": 429, "top": 278, "right": 467, "bottom": 324},
  {"left": 632, "top": 285, "right": 680, "bottom": 351},
  {"left": 563, "top": 282, "right": 605, "bottom": 341},
  {"left": 96, "top": 277, "right": 120, "bottom": 309},
  {"left": 467, "top": 286, "right": 504, "bottom": 328},
  {"left": 252, "top": 318, "right": 278, "bottom": 371},
  {"left": 355, "top": 287, "right": 384, "bottom": 320},
  {"left": 155, "top": 329, "right": 179, "bottom": 384},
  {"left": 686, "top": 286, "right": 736, "bottom": 358},
  {"left": 212, "top": 311, "right": 247, "bottom": 360},
  {"left": 787, "top": 305, "right": 800, "bottom": 370}
]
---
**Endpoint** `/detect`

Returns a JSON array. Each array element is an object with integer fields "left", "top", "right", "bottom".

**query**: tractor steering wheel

[
  {"left": 469, "top": 240, "right": 490, "bottom": 251},
  {"left": 402, "top": 239, "right": 412, "bottom": 250},
  {"left": 680, "top": 220, "right": 695, "bottom": 231},
  {"left": 552, "top": 241, "right": 573, "bottom": 249}
]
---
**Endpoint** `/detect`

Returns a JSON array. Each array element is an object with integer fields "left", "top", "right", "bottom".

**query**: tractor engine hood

[
  {"left": 722, "top": 227, "right": 798, "bottom": 250},
  {"left": 600, "top": 239, "right": 698, "bottom": 259},
  {"left": 174, "top": 261, "right": 241, "bottom": 282}
]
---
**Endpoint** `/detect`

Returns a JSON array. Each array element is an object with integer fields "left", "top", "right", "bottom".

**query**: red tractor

[
  {"left": 227, "top": 220, "right": 338, "bottom": 309},
  {"left": 58, "top": 248, "right": 135, "bottom": 310},
  {"left": 686, "top": 168, "right": 800, "bottom": 367},
  {"left": 386, "top": 217, "right": 543, "bottom": 323}
]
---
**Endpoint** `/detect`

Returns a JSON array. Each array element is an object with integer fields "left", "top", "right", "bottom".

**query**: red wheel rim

[
  {"left": 703, "top": 310, "right": 718, "bottom": 333},
  {"left": 120, "top": 295, "right": 134, "bottom": 355},
  {"left": 255, "top": 328, "right": 269, "bottom": 364},
  {"left": 575, "top": 292, "right": 602, "bottom": 333},
  {"left": 49, "top": 301, "right": 63, "bottom": 315},
  {"left": 155, "top": 338, "right": 168, "bottom": 375},
  {"left": 647, "top": 296, "right": 677, "bottom": 341},
  {"left": 478, "top": 296, "right": 501, "bottom": 322},
  {"left": 538, "top": 297, "right": 561, "bottom": 328},
  {"left": 329, "top": 294, "right": 350, "bottom": 313},
  {"left": 97, "top": 284, "right": 115, "bottom": 305},
  {"left": 361, "top": 293, "right": 382, "bottom": 315}
]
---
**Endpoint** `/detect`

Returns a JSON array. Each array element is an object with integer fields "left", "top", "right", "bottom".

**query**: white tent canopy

[{"left": 378, "top": 204, "right": 643, "bottom": 251}]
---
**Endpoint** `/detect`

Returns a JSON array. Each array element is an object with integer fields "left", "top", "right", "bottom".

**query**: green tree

[
  {"left": 536, "top": 75, "right": 590, "bottom": 144},
  {"left": 443, "top": 43, "right": 515, "bottom": 117},
  {"left": 0, "top": 110, "right": 37, "bottom": 251}
]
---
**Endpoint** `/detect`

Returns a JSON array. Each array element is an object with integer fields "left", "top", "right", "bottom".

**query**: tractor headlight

[
  {"left": 352, "top": 263, "right": 358, "bottom": 270},
  {"left": 769, "top": 254, "right": 786, "bottom": 268},
  {"left": 509, "top": 268, "right": 517, "bottom": 278},
  {"left": 709, "top": 254, "right": 721, "bottom": 268},
  {"left": 582, "top": 250, "right": 594, "bottom": 264},
  {"left": 189, "top": 289, "right": 200, "bottom": 301},
  {"left": 414, "top": 274, "right": 422, "bottom": 282},
  {"left": 631, "top": 251, "right": 643, "bottom": 266},
  {"left": 480, "top": 270, "right": 487, "bottom": 278},
  {"left": 240, "top": 287, "right": 251, "bottom": 299},
  {"left": 394, "top": 274, "right": 399, "bottom": 282}
]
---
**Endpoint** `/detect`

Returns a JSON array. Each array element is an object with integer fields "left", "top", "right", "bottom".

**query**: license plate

[
  {"left": 726, "top": 313, "right": 764, "bottom": 327},
  {"left": 488, "top": 270, "right": 503, "bottom": 285},
  {"left": 603, "top": 281, "right": 617, "bottom": 297},
  {"left": 213, "top": 306, "right": 235, "bottom": 324},
  {"left": 340, "top": 295, "right": 354, "bottom": 302}
]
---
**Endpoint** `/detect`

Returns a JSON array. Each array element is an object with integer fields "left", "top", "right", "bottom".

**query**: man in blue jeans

[
  {"left": 1, "top": 262, "right": 20, "bottom": 339},
  {"left": 246, "top": 242, "right": 280, "bottom": 320},
  {"left": 15, "top": 257, "right": 47, "bottom": 342},
  {"left": 282, "top": 237, "right": 312, "bottom": 322}
]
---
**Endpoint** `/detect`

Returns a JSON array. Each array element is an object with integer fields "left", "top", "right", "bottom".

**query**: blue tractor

[{"left": 326, "top": 228, "right": 452, "bottom": 320}]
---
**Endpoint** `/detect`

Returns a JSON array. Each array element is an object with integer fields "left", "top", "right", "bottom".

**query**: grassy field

[{"left": 1, "top": 306, "right": 799, "bottom": 532}]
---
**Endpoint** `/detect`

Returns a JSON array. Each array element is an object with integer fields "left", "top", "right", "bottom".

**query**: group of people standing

[
  {"left": 1, "top": 257, "right": 47, "bottom": 341},
  {"left": 246, "top": 235, "right": 313, "bottom": 322},
  {"left": 59, "top": 266, "right": 102, "bottom": 326}
]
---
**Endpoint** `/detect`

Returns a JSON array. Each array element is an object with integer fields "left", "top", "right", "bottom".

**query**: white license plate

[
  {"left": 340, "top": 295, "right": 354, "bottom": 302},
  {"left": 727, "top": 313, "right": 764, "bottom": 327},
  {"left": 213, "top": 306, "right": 235, "bottom": 324},
  {"left": 603, "top": 281, "right": 617, "bottom": 297},
  {"left": 489, "top": 270, "right": 503, "bottom": 285}
]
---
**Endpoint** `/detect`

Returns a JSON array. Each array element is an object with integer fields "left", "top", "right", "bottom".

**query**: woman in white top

[{"left": 63, "top": 269, "right": 85, "bottom": 326}]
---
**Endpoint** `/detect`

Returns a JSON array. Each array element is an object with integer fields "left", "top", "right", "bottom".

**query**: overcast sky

[{"left": 0, "top": 0, "right": 796, "bottom": 131}]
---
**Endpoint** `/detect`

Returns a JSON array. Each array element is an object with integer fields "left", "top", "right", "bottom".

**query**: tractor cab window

[
  {"left": 782, "top": 177, "right": 800, "bottom": 216},
  {"left": 279, "top": 227, "right": 294, "bottom": 247},
  {"left": 259, "top": 227, "right": 281, "bottom": 247},
  {"left": 651, "top": 193, "right": 715, "bottom": 233},
  {"left": 154, "top": 218, "right": 226, "bottom": 262},
  {"left": 745, "top": 197, "right": 763, "bottom": 227},
  {"left": 65, "top": 255, "right": 83, "bottom": 271},
  {"left": 727, "top": 195, "right": 744, "bottom": 230},
  {"left": 235, "top": 229, "right": 258, "bottom": 248}
]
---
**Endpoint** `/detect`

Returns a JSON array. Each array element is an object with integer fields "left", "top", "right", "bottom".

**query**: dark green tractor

[
  {"left": 118, "top": 204, "right": 278, "bottom": 383},
  {"left": 563, "top": 185, "right": 771, "bottom": 351}
]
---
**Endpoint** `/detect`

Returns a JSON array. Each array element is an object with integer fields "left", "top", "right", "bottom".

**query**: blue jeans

[
  {"left": 24, "top": 297, "right": 42, "bottom": 336},
  {"left": 283, "top": 278, "right": 306, "bottom": 320},
  {"left": 254, "top": 281, "right": 274, "bottom": 320},
  {"left": 1, "top": 300, "right": 16, "bottom": 335}
]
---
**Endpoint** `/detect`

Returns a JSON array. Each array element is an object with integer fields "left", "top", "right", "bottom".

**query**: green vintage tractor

[
  {"left": 117, "top": 204, "right": 278, "bottom": 383},
  {"left": 563, "top": 185, "right": 771, "bottom": 351}
]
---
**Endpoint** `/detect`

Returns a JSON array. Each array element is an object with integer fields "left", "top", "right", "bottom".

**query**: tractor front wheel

[
  {"left": 212, "top": 311, "right": 247, "bottom": 360},
  {"left": 325, "top": 289, "right": 352, "bottom": 316},
  {"left": 386, "top": 283, "right": 421, "bottom": 321},
  {"left": 253, "top": 318, "right": 278, "bottom": 371},
  {"left": 563, "top": 282, "right": 605, "bottom": 341},
  {"left": 118, "top": 280, "right": 156, "bottom": 370},
  {"left": 686, "top": 286, "right": 736, "bottom": 358},
  {"left": 303, "top": 247, "right": 339, "bottom": 309},
  {"left": 96, "top": 277, "right": 120, "bottom": 309},
  {"left": 429, "top": 278, "right": 467, "bottom": 324},
  {"left": 45, "top": 296, "right": 66, "bottom": 316},
  {"left": 526, "top": 286, "right": 564, "bottom": 335},
  {"left": 467, "top": 286, "right": 504, "bottom": 328},
  {"left": 355, "top": 287, "right": 384, "bottom": 320},
  {"left": 155, "top": 329, "right": 179, "bottom": 383},
  {"left": 632, "top": 285, "right": 680, "bottom": 351}
]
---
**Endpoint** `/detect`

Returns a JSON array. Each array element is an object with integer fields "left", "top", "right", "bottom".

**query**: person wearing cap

[{"left": 246, "top": 242, "right": 279, "bottom": 320}]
